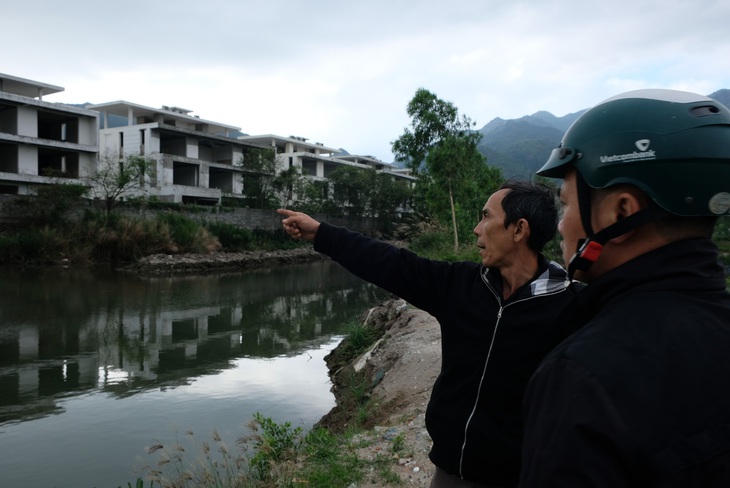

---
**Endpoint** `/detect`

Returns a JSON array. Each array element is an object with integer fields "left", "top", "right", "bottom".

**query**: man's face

[
  {"left": 558, "top": 170, "right": 588, "bottom": 270},
  {"left": 474, "top": 189, "right": 517, "bottom": 269}
]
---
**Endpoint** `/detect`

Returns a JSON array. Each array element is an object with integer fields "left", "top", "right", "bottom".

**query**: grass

[
  {"left": 341, "top": 320, "right": 382, "bottom": 357},
  {"left": 130, "top": 412, "right": 409, "bottom": 488}
]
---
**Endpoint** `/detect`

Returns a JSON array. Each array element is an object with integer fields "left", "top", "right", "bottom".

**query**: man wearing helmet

[{"left": 520, "top": 89, "right": 730, "bottom": 486}]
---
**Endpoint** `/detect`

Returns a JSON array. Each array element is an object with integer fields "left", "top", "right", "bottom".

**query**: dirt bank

[
  {"left": 120, "top": 247, "right": 326, "bottom": 275},
  {"left": 320, "top": 299, "right": 442, "bottom": 487}
]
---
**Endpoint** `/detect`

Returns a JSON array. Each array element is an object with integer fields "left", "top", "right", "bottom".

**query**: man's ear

[
  {"left": 513, "top": 218, "right": 530, "bottom": 242},
  {"left": 596, "top": 190, "right": 645, "bottom": 243}
]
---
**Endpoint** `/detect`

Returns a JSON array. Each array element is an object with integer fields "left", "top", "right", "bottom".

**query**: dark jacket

[
  {"left": 521, "top": 238, "right": 730, "bottom": 487},
  {"left": 314, "top": 222, "right": 573, "bottom": 486}
]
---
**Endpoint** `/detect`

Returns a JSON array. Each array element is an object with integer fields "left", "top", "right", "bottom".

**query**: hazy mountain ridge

[{"left": 477, "top": 89, "right": 730, "bottom": 179}]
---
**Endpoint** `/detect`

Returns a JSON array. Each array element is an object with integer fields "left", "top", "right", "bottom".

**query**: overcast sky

[{"left": 5, "top": 0, "right": 730, "bottom": 162}]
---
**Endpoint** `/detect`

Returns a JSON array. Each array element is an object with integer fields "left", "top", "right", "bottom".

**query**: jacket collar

[
  {"left": 560, "top": 237, "right": 725, "bottom": 330},
  {"left": 481, "top": 254, "right": 570, "bottom": 300}
]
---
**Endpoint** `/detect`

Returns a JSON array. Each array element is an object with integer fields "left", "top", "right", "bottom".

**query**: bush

[
  {"left": 89, "top": 216, "right": 175, "bottom": 262},
  {"left": 0, "top": 227, "right": 62, "bottom": 264},
  {"left": 2, "top": 184, "right": 88, "bottom": 229},
  {"left": 155, "top": 213, "right": 220, "bottom": 253},
  {"left": 251, "top": 228, "right": 303, "bottom": 251},
  {"left": 206, "top": 221, "right": 253, "bottom": 251}
]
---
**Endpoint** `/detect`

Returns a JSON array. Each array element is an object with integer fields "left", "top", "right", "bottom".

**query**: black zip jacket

[
  {"left": 521, "top": 238, "right": 730, "bottom": 487},
  {"left": 314, "top": 222, "right": 573, "bottom": 486}
]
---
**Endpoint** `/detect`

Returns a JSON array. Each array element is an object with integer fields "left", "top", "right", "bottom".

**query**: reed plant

[{"left": 133, "top": 413, "right": 379, "bottom": 488}]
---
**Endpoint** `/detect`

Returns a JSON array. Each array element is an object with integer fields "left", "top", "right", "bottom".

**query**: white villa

[
  {"left": 89, "top": 101, "right": 260, "bottom": 205},
  {"left": 238, "top": 134, "right": 414, "bottom": 183},
  {"left": 0, "top": 72, "right": 413, "bottom": 206},
  {"left": 0, "top": 73, "right": 99, "bottom": 195}
]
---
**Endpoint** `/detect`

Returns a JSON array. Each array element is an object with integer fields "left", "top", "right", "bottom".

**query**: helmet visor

[{"left": 536, "top": 146, "right": 578, "bottom": 178}]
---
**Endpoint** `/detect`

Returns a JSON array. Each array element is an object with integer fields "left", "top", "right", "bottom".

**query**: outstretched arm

[{"left": 277, "top": 209, "right": 321, "bottom": 241}]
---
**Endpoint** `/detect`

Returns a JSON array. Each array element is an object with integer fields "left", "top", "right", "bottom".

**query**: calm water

[{"left": 0, "top": 261, "right": 386, "bottom": 488}]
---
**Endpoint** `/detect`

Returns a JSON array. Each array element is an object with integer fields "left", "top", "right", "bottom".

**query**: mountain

[
  {"left": 709, "top": 89, "right": 730, "bottom": 108},
  {"left": 476, "top": 110, "right": 585, "bottom": 179},
  {"left": 478, "top": 89, "right": 730, "bottom": 179}
]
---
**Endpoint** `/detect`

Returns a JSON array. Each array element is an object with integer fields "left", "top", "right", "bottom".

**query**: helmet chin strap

[
  {"left": 568, "top": 172, "right": 668, "bottom": 280},
  {"left": 567, "top": 206, "right": 669, "bottom": 279}
]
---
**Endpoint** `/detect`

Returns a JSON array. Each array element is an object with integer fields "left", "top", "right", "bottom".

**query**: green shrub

[
  {"left": 206, "top": 221, "right": 253, "bottom": 251},
  {"left": 155, "top": 213, "right": 219, "bottom": 253},
  {"left": 89, "top": 216, "right": 175, "bottom": 262},
  {"left": 341, "top": 320, "right": 380, "bottom": 357},
  {"left": 0, "top": 227, "right": 61, "bottom": 264},
  {"left": 247, "top": 413, "right": 304, "bottom": 481},
  {"left": 251, "top": 228, "right": 303, "bottom": 250}
]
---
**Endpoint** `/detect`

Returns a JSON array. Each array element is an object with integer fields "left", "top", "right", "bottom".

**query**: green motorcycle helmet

[{"left": 537, "top": 89, "right": 730, "bottom": 217}]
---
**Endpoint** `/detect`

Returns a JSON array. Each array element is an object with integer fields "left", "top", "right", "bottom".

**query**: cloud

[{"left": 5, "top": 0, "right": 730, "bottom": 162}]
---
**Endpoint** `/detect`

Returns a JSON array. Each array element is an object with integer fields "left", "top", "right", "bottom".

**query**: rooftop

[{"left": 0, "top": 73, "right": 64, "bottom": 99}]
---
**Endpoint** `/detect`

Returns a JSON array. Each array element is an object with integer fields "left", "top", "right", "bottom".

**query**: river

[{"left": 0, "top": 261, "right": 387, "bottom": 488}]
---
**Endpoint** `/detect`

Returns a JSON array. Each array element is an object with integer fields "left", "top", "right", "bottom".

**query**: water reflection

[{"left": 0, "top": 262, "right": 385, "bottom": 426}]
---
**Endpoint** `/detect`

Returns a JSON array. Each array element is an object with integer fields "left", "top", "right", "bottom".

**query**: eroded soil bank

[{"left": 319, "top": 299, "right": 442, "bottom": 487}]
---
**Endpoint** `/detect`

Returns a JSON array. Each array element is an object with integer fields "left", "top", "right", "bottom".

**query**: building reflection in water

[{"left": 0, "top": 260, "right": 385, "bottom": 425}]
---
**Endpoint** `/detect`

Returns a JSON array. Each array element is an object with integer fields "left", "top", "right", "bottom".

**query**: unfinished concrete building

[
  {"left": 89, "top": 101, "right": 258, "bottom": 205},
  {"left": 238, "top": 134, "right": 414, "bottom": 183},
  {"left": 0, "top": 73, "right": 99, "bottom": 195}
]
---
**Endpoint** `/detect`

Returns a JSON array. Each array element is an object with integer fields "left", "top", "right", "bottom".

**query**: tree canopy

[
  {"left": 392, "top": 88, "right": 503, "bottom": 251},
  {"left": 88, "top": 154, "right": 157, "bottom": 217}
]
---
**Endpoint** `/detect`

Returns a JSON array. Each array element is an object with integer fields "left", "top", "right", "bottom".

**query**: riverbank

[
  {"left": 319, "top": 298, "right": 442, "bottom": 487},
  {"left": 120, "top": 247, "right": 326, "bottom": 275}
]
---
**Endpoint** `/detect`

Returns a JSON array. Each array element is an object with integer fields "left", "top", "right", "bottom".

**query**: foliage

[
  {"left": 86, "top": 212, "right": 176, "bottom": 262},
  {"left": 88, "top": 154, "right": 157, "bottom": 217},
  {"left": 317, "top": 166, "right": 413, "bottom": 237},
  {"left": 340, "top": 319, "right": 382, "bottom": 358},
  {"left": 392, "top": 88, "right": 467, "bottom": 176},
  {"left": 327, "top": 165, "right": 375, "bottom": 219},
  {"left": 714, "top": 216, "right": 730, "bottom": 241},
  {"left": 136, "top": 414, "right": 367, "bottom": 488},
  {"left": 271, "top": 166, "right": 306, "bottom": 209},
  {"left": 1, "top": 183, "right": 88, "bottom": 229},
  {"left": 368, "top": 173, "right": 413, "bottom": 237},
  {"left": 392, "top": 88, "right": 503, "bottom": 252},
  {"left": 296, "top": 179, "right": 336, "bottom": 215},
  {"left": 247, "top": 413, "right": 304, "bottom": 481},
  {"left": 206, "top": 221, "right": 253, "bottom": 251},
  {"left": 250, "top": 228, "right": 306, "bottom": 251},
  {"left": 155, "top": 213, "right": 221, "bottom": 253},
  {"left": 299, "top": 427, "right": 364, "bottom": 487},
  {"left": 0, "top": 226, "right": 65, "bottom": 264},
  {"left": 241, "top": 148, "right": 280, "bottom": 209}
]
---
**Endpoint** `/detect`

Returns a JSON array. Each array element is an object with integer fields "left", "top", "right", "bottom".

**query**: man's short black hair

[{"left": 499, "top": 180, "right": 558, "bottom": 253}]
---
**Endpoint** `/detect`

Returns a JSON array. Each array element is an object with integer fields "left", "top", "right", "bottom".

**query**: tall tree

[
  {"left": 272, "top": 166, "right": 306, "bottom": 209},
  {"left": 241, "top": 147, "right": 279, "bottom": 208},
  {"left": 326, "top": 166, "right": 413, "bottom": 235},
  {"left": 392, "top": 88, "right": 503, "bottom": 251},
  {"left": 369, "top": 172, "right": 413, "bottom": 237},
  {"left": 327, "top": 165, "right": 375, "bottom": 220}
]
